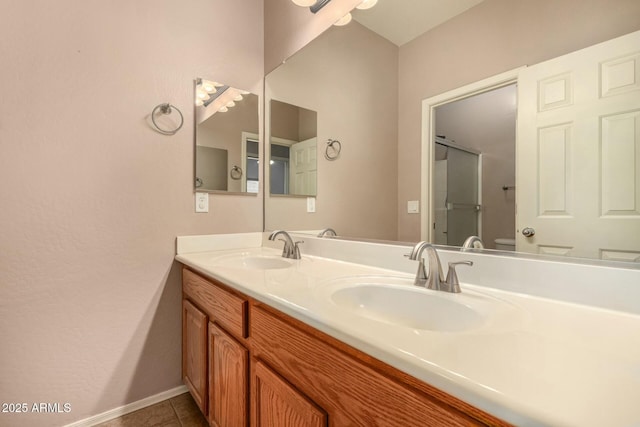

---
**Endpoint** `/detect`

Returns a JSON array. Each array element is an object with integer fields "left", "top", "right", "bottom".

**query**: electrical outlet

[
  {"left": 195, "top": 192, "right": 209, "bottom": 213},
  {"left": 307, "top": 197, "right": 316, "bottom": 213}
]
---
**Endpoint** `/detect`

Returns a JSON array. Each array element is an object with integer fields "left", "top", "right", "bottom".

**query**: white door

[
  {"left": 290, "top": 137, "right": 317, "bottom": 195},
  {"left": 517, "top": 30, "right": 640, "bottom": 261}
]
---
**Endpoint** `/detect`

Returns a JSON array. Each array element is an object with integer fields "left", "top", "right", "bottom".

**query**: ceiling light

[
  {"left": 219, "top": 106, "right": 228, "bottom": 113},
  {"left": 201, "top": 80, "right": 217, "bottom": 93},
  {"left": 292, "top": 0, "right": 316, "bottom": 6},
  {"left": 356, "top": 0, "right": 377, "bottom": 10},
  {"left": 233, "top": 94, "right": 243, "bottom": 101},
  {"left": 196, "top": 89, "right": 210, "bottom": 101},
  {"left": 334, "top": 12, "right": 352, "bottom": 26},
  {"left": 226, "top": 101, "right": 236, "bottom": 108}
]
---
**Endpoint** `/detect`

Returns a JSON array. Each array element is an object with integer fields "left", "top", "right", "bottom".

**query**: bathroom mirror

[
  {"left": 269, "top": 100, "right": 318, "bottom": 196},
  {"left": 264, "top": 0, "right": 640, "bottom": 263},
  {"left": 195, "top": 78, "right": 259, "bottom": 193}
]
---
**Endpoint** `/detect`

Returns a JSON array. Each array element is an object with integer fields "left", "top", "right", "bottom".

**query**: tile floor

[{"left": 95, "top": 392, "right": 208, "bottom": 427}]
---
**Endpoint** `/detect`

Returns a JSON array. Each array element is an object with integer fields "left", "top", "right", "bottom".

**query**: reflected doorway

[{"left": 429, "top": 82, "right": 517, "bottom": 250}]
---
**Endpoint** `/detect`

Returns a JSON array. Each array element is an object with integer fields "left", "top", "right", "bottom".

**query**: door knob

[{"left": 522, "top": 227, "right": 535, "bottom": 237}]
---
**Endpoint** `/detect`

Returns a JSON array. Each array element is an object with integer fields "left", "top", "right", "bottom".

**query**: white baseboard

[{"left": 64, "top": 385, "right": 189, "bottom": 427}]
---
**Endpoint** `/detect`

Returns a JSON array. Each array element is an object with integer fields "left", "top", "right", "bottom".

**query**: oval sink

[
  {"left": 319, "top": 276, "right": 517, "bottom": 333},
  {"left": 212, "top": 253, "right": 293, "bottom": 270},
  {"left": 331, "top": 284, "right": 484, "bottom": 332}
]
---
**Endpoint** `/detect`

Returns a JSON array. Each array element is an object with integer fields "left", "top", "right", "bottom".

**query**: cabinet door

[
  {"left": 183, "top": 300, "right": 208, "bottom": 415},
  {"left": 209, "top": 322, "right": 248, "bottom": 427},
  {"left": 251, "top": 360, "right": 327, "bottom": 427}
]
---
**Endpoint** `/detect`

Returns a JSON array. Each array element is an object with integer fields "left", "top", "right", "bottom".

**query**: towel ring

[
  {"left": 151, "top": 103, "right": 184, "bottom": 135},
  {"left": 325, "top": 138, "right": 342, "bottom": 161},
  {"left": 230, "top": 165, "right": 243, "bottom": 180}
]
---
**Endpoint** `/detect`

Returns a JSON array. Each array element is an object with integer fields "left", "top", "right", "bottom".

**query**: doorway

[{"left": 421, "top": 69, "right": 520, "bottom": 249}]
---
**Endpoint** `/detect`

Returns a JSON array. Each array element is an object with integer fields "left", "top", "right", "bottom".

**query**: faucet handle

[
  {"left": 293, "top": 241, "right": 304, "bottom": 260},
  {"left": 276, "top": 238, "right": 292, "bottom": 257},
  {"left": 445, "top": 261, "right": 473, "bottom": 293}
]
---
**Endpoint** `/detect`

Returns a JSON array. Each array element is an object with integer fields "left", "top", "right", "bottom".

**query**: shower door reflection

[{"left": 433, "top": 139, "right": 481, "bottom": 246}]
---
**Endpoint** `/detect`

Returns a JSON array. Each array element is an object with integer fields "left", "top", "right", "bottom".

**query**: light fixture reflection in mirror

[
  {"left": 195, "top": 78, "right": 259, "bottom": 194},
  {"left": 269, "top": 100, "right": 318, "bottom": 197}
]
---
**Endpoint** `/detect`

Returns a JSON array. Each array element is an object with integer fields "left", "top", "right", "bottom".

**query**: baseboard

[{"left": 63, "top": 385, "right": 189, "bottom": 427}]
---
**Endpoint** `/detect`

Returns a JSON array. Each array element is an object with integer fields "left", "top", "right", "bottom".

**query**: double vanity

[{"left": 175, "top": 232, "right": 640, "bottom": 426}]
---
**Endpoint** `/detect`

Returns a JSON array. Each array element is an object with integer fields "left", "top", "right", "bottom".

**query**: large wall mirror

[
  {"left": 195, "top": 78, "right": 259, "bottom": 194},
  {"left": 264, "top": 0, "right": 640, "bottom": 264}
]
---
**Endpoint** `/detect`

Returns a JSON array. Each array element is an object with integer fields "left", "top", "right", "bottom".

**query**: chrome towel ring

[
  {"left": 151, "top": 103, "right": 184, "bottom": 135},
  {"left": 325, "top": 138, "right": 341, "bottom": 161},
  {"left": 230, "top": 165, "right": 243, "bottom": 180}
]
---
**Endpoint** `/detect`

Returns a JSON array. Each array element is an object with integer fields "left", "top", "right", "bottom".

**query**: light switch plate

[
  {"left": 407, "top": 200, "right": 420, "bottom": 214},
  {"left": 307, "top": 197, "right": 316, "bottom": 213},
  {"left": 195, "top": 192, "right": 209, "bottom": 213}
]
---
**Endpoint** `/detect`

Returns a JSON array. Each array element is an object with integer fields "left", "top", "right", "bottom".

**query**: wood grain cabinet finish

[
  {"left": 251, "top": 360, "right": 327, "bottom": 427},
  {"left": 209, "top": 322, "right": 248, "bottom": 427},
  {"left": 181, "top": 267, "right": 511, "bottom": 427},
  {"left": 182, "top": 299, "right": 208, "bottom": 416},
  {"left": 183, "top": 268, "right": 248, "bottom": 339}
]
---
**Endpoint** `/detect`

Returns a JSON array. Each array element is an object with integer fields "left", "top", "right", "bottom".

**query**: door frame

[{"left": 420, "top": 67, "right": 524, "bottom": 242}]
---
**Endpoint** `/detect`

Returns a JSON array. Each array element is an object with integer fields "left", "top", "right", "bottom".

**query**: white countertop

[{"left": 176, "top": 236, "right": 640, "bottom": 427}]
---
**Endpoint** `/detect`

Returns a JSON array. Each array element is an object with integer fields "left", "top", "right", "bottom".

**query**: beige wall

[
  {"left": 0, "top": 1, "right": 263, "bottom": 426},
  {"left": 265, "top": 0, "right": 363, "bottom": 73},
  {"left": 397, "top": 0, "right": 640, "bottom": 241},
  {"left": 265, "top": 22, "right": 399, "bottom": 240}
]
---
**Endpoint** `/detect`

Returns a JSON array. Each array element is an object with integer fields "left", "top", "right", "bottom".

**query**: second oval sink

[
  {"left": 331, "top": 284, "right": 484, "bottom": 332},
  {"left": 318, "top": 276, "right": 518, "bottom": 333}
]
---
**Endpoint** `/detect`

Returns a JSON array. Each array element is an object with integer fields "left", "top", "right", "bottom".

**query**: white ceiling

[{"left": 352, "top": 0, "right": 485, "bottom": 46}]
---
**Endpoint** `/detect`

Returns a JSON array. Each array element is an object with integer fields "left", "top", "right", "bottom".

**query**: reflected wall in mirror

[
  {"left": 264, "top": 0, "right": 640, "bottom": 263},
  {"left": 265, "top": 21, "right": 398, "bottom": 240},
  {"left": 195, "top": 78, "right": 259, "bottom": 193},
  {"left": 269, "top": 100, "right": 318, "bottom": 196}
]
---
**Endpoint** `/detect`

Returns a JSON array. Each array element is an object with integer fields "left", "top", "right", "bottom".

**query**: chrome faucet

[
  {"left": 462, "top": 236, "right": 484, "bottom": 250},
  {"left": 317, "top": 228, "right": 337, "bottom": 238},
  {"left": 268, "top": 230, "right": 303, "bottom": 260},
  {"left": 408, "top": 241, "right": 473, "bottom": 293}
]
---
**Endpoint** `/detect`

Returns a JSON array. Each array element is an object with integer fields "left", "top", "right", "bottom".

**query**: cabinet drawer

[
  {"left": 183, "top": 268, "right": 248, "bottom": 339},
  {"left": 251, "top": 304, "right": 482, "bottom": 426}
]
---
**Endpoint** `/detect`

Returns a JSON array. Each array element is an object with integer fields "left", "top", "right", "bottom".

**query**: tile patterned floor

[{"left": 95, "top": 392, "right": 208, "bottom": 427}]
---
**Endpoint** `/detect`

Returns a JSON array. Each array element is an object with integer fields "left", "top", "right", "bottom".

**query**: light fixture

[
  {"left": 356, "top": 0, "right": 377, "bottom": 10},
  {"left": 226, "top": 101, "right": 236, "bottom": 108},
  {"left": 201, "top": 80, "right": 217, "bottom": 94},
  {"left": 196, "top": 89, "right": 210, "bottom": 101},
  {"left": 233, "top": 94, "right": 243, "bottom": 102},
  {"left": 218, "top": 106, "right": 228, "bottom": 113},
  {"left": 334, "top": 12, "right": 352, "bottom": 26},
  {"left": 291, "top": 0, "right": 332, "bottom": 14},
  {"left": 195, "top": 98, "right": 204, "bottom": 107},
  {"left": 291, "top": 0, "right": 315, "bottom": 6}
]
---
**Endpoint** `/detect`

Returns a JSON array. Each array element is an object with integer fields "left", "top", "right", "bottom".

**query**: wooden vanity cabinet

[
  {"left": 182, "top": 267, "right": 511, "bottom": 427},
  {"left": 182, "top": 299, "right": 208, "bottom": 415},
  {"left": 183, "top": 268, "right": 249, "bottom": 427},
  {"left": 251, "top": 359, "right": 327, "bottom": 427}
]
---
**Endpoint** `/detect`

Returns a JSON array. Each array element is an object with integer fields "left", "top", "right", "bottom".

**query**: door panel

[
  {"left": 183, "top": 300, "right": 208, "bottom": 415},
  {"left": 517, "top": 30, "right": 640, "bottom": 260}
]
